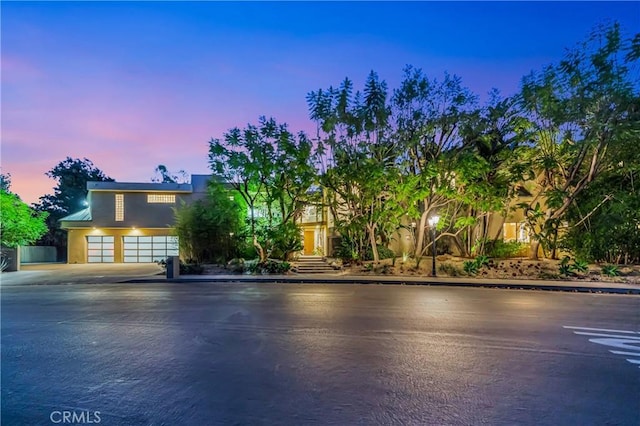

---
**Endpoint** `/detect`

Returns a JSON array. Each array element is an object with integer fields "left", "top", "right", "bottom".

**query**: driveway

[{"left": 0, "top": 263, "right": 164, "bottom": 286}]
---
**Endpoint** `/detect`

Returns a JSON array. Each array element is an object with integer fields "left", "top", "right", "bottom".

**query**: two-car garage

[{"left": 86, "top": 235, "right": 179, "bottom": 263}]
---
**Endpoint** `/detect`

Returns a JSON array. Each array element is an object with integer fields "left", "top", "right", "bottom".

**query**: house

[{"left": 60, "top": 175, "right": 210, "bottom": 263}]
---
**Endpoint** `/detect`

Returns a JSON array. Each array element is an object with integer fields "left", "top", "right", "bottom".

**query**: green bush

[
  {"left": 259, "top": 259, "right": 291, "bottom": 274},
  {"left": 487, "top": 240, "right": 528, "bottom": 258},
  {"left": 243, "top": 259, "right": 259, "bottom": 274},
  {"left": 439, "top": 263, "right": 463, "bottom": 277},
  {"left": 601, "top": 265, "right": 620, "bottom": 277},
  {"left": 463, "top": 260, "right": 479, "bottom": 275},
  {"left": 364, "top": 245, "right": 395, "bottom": 261},
  {"left": 335, "top": 237, "right": 359, "bottom": 262}
]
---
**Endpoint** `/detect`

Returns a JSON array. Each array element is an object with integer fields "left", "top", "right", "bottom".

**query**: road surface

[{"left": 2, "top": 281, "right": 639, "bottom": 425}]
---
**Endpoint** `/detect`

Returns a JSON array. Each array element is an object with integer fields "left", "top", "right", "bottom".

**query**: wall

[
  {"left": 20, "top": 246, "right": 57, "bottom": 263},
  {"left": 1, "top": 247, "right": 20, "bottom": 271},
  {"left": 89, "top": 192, "right": 190, "bottom": 228}
]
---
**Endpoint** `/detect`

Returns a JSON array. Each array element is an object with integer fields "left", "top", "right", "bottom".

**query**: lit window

[
  {"left": 503, "top": 222, "right": 530, "bottom": 243},
  {"left": 115, "top": 194, "right": 124, "bottom": 221},
  {"left": 147, "top": 194, "right": 176, "bottom": 203}
]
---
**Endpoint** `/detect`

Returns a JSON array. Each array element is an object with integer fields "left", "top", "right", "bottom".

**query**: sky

[{"left": 2, "top": 1, "right": 639, "bottom": 206}]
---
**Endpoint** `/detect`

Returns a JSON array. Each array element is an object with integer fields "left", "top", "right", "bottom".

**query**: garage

[
  {"left": 87, "top": 236, "right": 115, "bottom": 263},
  {"left": 123, "top": 236, "right": 179, "bottom": 263}
]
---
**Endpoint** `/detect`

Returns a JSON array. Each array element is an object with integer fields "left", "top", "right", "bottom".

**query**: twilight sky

[{"left": 2, "top": 1, "right": 639, "bottom": 205}]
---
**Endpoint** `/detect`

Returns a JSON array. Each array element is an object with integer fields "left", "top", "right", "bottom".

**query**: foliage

[
  {"left": 238, "top": 258, "right": 290, "bottom": 274},
  {"left": 308, "top": 71, "right": 404, "bottom": 263},
  {"left": 209, "top": 117, "right": 316, "bottom": 261},
  {"left": 0, "top": 190, "right": 48, "bottom": 247},
  {"left": 474, "top": 255, "right": 490, "bottom": 268},
  {"left": 364, "top": 245, "right": 395, "bottom": 261},
  {"left": 258, "top": 259, "right": 291, "bottom": 274},
  {"left": 152, "top": 165, "right": 188, "bottom": 183},
  {"left": 334, "top": 235, "right": 360, "bottom": 262},
  {"left": 439, "top": 262, "right": 463, "bottom": 277},
  {"left": 486, "top": 240, "right": 528, "bottom": 259},
  {"left": 267, "top": 222, "right": 303, "bottom": 261},
  {"left": 559, "top": 256, "right": 589, "bottom": 277},
  {"left": 34, "top": 157, "right": 113, "bottom": 255},
  {"left": 463, "top": 260, "right": 479, "bottom": 275},
  {"left": 173, "top": 182, "right": 241, "bottom": 263},
  {"left": 0, "top": 172, "right": 11, "bottom": 192},
  {"left": 518, "top": 23, "right": 639, "bottom": 259},
  {"left": 601, "top": 265, "right": 620, "bottom": 277}
]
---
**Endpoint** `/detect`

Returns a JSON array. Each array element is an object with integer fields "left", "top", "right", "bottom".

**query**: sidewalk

[{"left": 131, "top": 273, "right": 640, "bottom": 295}]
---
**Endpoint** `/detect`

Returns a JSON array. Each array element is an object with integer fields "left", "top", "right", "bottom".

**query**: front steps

[{"left": 293, "top": 255, "right": 338, "bottom": 274}]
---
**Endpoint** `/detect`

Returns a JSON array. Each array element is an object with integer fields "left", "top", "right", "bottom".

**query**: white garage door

[
  {"left": 123, "top": 236, "right": 179, "bottom": 263},
  {"left": 87, "top": 236, "right": 115, "bottom": 263}
]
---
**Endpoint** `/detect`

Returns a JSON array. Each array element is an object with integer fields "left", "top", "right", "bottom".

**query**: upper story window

[
  {"left": 115, "top": 194, "right": 124, "bottom": 221},
  {"left": 147, "top": 194, "right": 176, "bottom": 203}
]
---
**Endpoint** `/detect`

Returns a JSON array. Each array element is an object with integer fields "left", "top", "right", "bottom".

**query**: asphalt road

[{"left": 2, "top": 281, "right": 639, "bottom": 425}]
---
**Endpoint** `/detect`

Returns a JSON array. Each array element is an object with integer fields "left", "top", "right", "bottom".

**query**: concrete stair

[{"left": 293, "top": 255, "right": 337, "bottom": 274}]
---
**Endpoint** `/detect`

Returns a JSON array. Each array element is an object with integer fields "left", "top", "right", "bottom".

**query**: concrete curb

[{"left": 123, "top": 275, "right": 640, "bottom": 295}]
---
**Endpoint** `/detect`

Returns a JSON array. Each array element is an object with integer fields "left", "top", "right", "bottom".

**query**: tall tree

[
  {"left": 391, "top": 66, "right": 478, "bottom": 258},
  {"left": 308, "top": 71, "right": 402, "bottom": 263},
  {"left": 34, "top": 157, "right": 113, "bottom": 258},
  {"left": 208, "top": 117, "right": 315, "bottom": 261},
  {"left": 518, "top": 22, "right": 639, "bottom": 259},
  {"left": 152, "top": 165, "right": 188, "bottom": 183}
]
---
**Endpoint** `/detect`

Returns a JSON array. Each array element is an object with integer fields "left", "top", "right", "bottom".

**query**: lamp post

[{"left": 428, "top": 215, "right": 440, "bottom": 277}]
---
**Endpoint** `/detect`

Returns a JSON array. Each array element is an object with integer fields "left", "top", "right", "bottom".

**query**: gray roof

[
  {"left": 59, "top": 208, "right": 92, "bottom": 222},
  {"left": 87, "top": 181, "right": 193, "bottom": 192}
]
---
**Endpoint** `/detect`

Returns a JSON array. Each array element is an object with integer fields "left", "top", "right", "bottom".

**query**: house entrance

[{"left": 303, "top": 230, "right": 315, "bottom": 255}]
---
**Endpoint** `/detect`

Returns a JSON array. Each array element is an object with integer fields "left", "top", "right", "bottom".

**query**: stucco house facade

[{"left": 60, "top": 175, "right": 210, "bottom": 263}]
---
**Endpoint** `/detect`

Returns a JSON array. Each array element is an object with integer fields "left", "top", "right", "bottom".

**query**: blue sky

[{"left": 2, "top": 1, "right": 639, "bottom": 204}]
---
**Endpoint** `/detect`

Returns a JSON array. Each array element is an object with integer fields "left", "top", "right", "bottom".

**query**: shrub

[
  {"left": 364, "top": 245, "right": 395, "bottom": 261},
  {"left": 439, "top": 263, "right": 462, "bottom": 277},
  {"left": 475, "top": 255, "right": 490, "bottom": 268},
  {"left": 486, "top": 240, "right": 528, "bottom": 258},
  {"left": 463, "top": 260, "right": 479, "bottom": 275},
  {"left": 259, "top": 259, "right": 291, "bottom": 274},
  {"left": 180, "top": 261, "right": 204, "bottom": 275},
  {"left": 243, "top": 259, "right": 260, "bottom": 274},
  {"left": 227, "top": 258, "right": 245, "bottom": 273},
  {"left": 558, "top": 256, "right": 589, "bottom": 277},
  {"left": 601, "top": 264, "right": 620, "bottom": 277}
]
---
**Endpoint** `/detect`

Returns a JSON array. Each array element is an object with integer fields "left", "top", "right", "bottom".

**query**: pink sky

[{"left": 2, "top": 2, "right": 637, "bottom": 206}]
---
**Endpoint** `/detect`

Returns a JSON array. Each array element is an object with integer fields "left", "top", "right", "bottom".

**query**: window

[
  {"left": 503, "top": 222, "right": 530, "bottom": 243},
  {"left": 147, "top": 194, "right": 176, "bottom": 203},
  {"left": 115, "top": 194, "right": 124, "bottom": 221}
]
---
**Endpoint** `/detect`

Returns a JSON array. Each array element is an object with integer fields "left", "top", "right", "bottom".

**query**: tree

[
  {"left": 391, "top": 66, "right": 478, "bottom": 259},
  {"left": 152, "top": 165, "right": 188, "bottom": 183},
  {"left": 0, "top": 172, "right": 11, "bottom": 192},
  {"left": 208, "top": 117, "right": 315, "bottom": 261},
  {"left": 173, "top": 181, "right": 242, "bottom": 263},
  {"left": 1, "top": 190, "right": 48, "bottom": 248},
  {"left": 34, "top": 157, "right": 114, "bottom": 257},
  {"left": 518, "top": 23, "right": 639, "bottom": 259},
  {"left": 308, "top": 71, "right": 403, "bottom": 263}
]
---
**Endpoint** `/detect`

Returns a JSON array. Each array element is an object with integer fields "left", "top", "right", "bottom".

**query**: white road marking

[
  {"left": 564, "top": 325, "right": 640, "bottom": 369},
  {"left": 563, "top": 325, "right": 640, "bottom": 334},
  {"left": 573, "top": 331, "right": 640, "bottom": 340}
]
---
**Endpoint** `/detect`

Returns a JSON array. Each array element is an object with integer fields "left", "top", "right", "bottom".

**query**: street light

[{"left": 428, "top": 215, "right": 440, "bottom": 277}]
